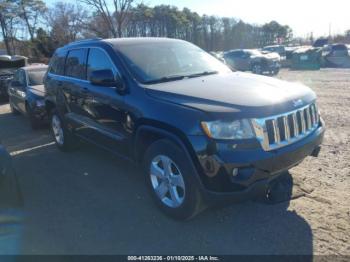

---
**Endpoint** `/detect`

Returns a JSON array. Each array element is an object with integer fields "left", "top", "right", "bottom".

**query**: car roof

[
  {"left": 103, "top": 37, "right": 186, "bottom": 46},
  {"left": 61, "top": 37, "right": 188, "bottom": 51}
]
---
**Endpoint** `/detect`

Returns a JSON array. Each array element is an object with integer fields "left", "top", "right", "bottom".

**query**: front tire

[
  {"left": 252, "top": 63, "right": 263, "bottom": 74},
  {"left": 9, "top": 100, "right": 20, "bottom": 115},
  {"left": 50, "top": 110, "right": 78, "bottom": 151},
  {"left": 143, "top": 139, "right": 204, "bottom": 220}
]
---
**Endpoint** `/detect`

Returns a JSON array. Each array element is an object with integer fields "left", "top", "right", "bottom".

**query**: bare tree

[
  {"left": 46, "top": 2, "right": 88, "bottom": 47},
  {"left": 17, "top": 0, "right": 47, "bottom": 42},
  {"left": 78, "top": 0, "right": 136, "bottom": 37},
  {"left": 0, "top": 0, "right": 16, "bottom": 55}
]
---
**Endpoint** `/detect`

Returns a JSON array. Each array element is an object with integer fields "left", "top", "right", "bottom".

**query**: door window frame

[
  {"left": 86, "top": 47, "right": 120, "bottom": 82},
  {"left": 64, "top": 48, "right": 88, "bottom": 80}
]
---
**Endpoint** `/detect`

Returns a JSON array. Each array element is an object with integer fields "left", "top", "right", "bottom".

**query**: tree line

[{"left": 0, "top": 0, "right": 347, "bottom": 62}]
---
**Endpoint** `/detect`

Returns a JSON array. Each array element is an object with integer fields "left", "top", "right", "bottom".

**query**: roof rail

[{"left": 65, "top": 38, "right": 103, "bottom": 46}]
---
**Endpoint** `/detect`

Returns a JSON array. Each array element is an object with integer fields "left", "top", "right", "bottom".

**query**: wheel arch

[{"left": 134, "top": 122, "right": 205, "bottom": 187}]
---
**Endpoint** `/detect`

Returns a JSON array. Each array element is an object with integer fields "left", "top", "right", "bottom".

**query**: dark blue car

[{"left": 8, "top": 65, "right": 48, "bottom": 129}]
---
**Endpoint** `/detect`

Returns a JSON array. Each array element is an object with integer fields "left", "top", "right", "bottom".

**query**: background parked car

[
  {"left": 322, "top": 44, "right": 350, "bottom": 68},
  {"left": 0, "top": 55, "right": 28, "bottom": 101},
  {"left": 262, "top": 45, "right": 286, "bottom": 58},
  {"left": 223, "top": 49, "right": 281, "bottom": 75},
  {"left": 8, "top": 65, "right": 48, "bottom": 129},
  {"left": 291, "top": 46, "right": 322, "bottom": 70}
]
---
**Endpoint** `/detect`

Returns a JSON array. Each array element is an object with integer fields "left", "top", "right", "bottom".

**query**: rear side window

[
  {"left": 49, "top": 51, "right": 66, "bottom": 75},
  {"left": 65, "top": 49, "right": 87, "bottom": 80},
  {"left": 87, "top": 48, "right": 117, "bottom": 80},
  {"left": 333, "top": 45, "right": 347, "bottom": 51}
]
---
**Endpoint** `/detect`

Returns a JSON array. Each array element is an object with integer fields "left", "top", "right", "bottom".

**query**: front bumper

[
  {"left": 0, "top": 81, "right": 9, "bottom": 97},
  {"left": 188, "top": 121, "right": 325, "bottom": 203},
  {"left": 267, "top": 61, "right": 281, "bottom": 71}
]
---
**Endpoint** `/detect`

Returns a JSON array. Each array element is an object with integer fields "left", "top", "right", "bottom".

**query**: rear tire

[
  {"left": 271, "top": 68, "right": 280, "bottom": 76},
  {"left": 143, "top": 139, "right": 204, "bottom": 220},
  {"left": 50, "top": 110, "right": 78, "bottom": 152}
]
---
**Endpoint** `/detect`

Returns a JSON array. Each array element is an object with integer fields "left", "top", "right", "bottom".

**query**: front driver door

[{"left": 79, "top": 47, "right": 130, "bottom": 156}]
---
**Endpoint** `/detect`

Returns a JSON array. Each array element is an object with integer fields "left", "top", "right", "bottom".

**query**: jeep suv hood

[{"left": 145, "top": 72, "right": 315, "bottom": 113}]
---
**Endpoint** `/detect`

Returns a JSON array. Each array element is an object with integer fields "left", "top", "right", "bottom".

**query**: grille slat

[
  {"left": 253, "top": 103, "right": 320, "bottom": 151},
  {"left": 292, "top": 113, "right": 299, "bottom": 137},
  {"left": 299, "top": 110, "right": 306, "bottom": 133},
  {"left": 283, "top": 116, "right": 290, "bottom": 140},
  {"left": 271, "top": 119, "right": 280, "bottom": 144},
  {"left": 310, "top": 104, "right": 316, "bottom": 126}
]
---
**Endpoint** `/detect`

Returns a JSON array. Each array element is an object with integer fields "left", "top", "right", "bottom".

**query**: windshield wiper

[
  {"left": 186, "top": 70, "right": 219, "bottom": 78},
  {"left": 143, "top": 71, "right": 219, "bottom": 84},
  {"left": 143, "top": 75, "right": 187, "bottom": 84}
]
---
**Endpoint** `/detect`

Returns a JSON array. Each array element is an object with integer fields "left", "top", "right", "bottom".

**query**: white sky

[
  {"left": 145, "top": 0, "right": 350, "bottom": 37},
  {"left": 43, "top": 0, "right": 350, "bottom": 38}
]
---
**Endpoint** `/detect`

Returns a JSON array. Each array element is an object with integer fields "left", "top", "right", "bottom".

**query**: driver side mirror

[{"left": 90, "top": 69, "right": 126, "bottom": 95}]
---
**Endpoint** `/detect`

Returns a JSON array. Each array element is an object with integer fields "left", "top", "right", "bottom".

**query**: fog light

[{"left": 232, "top": 168, "right": 238, "bottom": 177}]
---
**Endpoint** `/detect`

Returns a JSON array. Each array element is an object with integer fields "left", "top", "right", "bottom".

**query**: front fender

[{"left": 134, "top": 124, "right": 206, "bottom": 189}]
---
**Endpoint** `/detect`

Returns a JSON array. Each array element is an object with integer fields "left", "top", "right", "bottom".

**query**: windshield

[
  {"left": 28, "top": 69, "right": 46, "bottom": 86},
  {"left": 117, "top": 41, "right": 231, "bottom": 84}
]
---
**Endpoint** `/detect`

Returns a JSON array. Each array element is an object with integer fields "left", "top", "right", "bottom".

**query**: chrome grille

[{"left": 252, "top": 103, "right": 319, "bottom": 151}]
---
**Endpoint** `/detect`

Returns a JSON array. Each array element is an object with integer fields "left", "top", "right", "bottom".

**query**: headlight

[{"left": 201, "top": 119, "right": 255, "bottom": 139}]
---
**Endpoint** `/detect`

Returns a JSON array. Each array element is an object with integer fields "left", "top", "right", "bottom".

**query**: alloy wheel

[
  {"left": 51, "top": 115, "right": 64, "bottom": 146},
  {"left": 150, "top": 155, "right": 186, "bottom": 208}
]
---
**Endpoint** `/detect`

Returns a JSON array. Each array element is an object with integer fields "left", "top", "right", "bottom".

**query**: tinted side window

[
  {"left": 49, "top": 51, "right": 66, "bottom": 75},
  {"left": 18, "top": 70, "right": 26, "bottom": 86},
  {"left": 65, "top": 49, "right": 87, "bottom": 80},
  {"left": 87, "top": 48, "right": 117, "bottom": 80},
  {"left": 229, "top": 51, "right": 243, "bottom": 58},
  {"left": 13, "top": 70, "right": 20, "bottom": 81}
]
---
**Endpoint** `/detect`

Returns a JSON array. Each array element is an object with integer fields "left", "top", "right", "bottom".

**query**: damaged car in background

[
  {"left": 8, "top": 65, "right": 48, "bottom": 129},
  {"left": 0, "top": 55, "right": 28, "bottom": 100},
  {"left": 322, "top": 44, "right": 350, "bottom": 68},
  {"left": 223, "top": 49, "right": 281, "bottom": 75}
]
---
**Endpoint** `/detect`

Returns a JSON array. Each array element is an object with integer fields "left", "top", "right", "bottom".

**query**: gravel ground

[
  {"left": 0, "top": 68, "right": 349, "bottom": 255},
  {"left": 277, "top": 69, "right": 350, "bottom": 255}
]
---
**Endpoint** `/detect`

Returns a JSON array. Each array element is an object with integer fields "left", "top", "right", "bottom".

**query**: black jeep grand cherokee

[{"left": 44, "top": 38, "right": 325, "bottom": 219}]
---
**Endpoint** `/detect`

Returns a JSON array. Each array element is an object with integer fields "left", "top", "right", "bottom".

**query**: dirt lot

[{"left": 0, "top": 68, "right": 349, "bottom": 255}]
